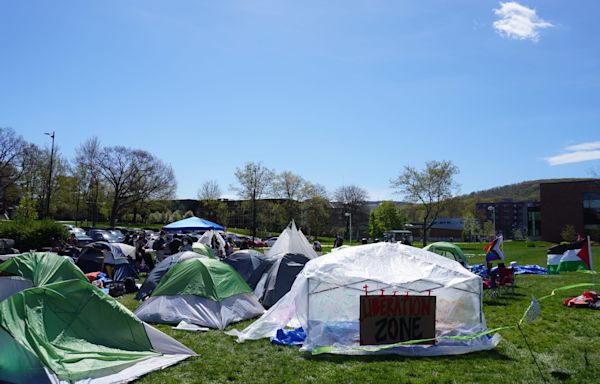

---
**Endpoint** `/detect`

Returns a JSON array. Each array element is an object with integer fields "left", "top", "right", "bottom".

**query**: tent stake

[{"left": 517, "top": 323, "right": 548, "bottom": 384}]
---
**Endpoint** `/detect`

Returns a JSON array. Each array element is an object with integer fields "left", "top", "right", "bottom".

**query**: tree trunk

[
  {"left": 252, "top": 191, "right": 257, "bottom": 240},
  {"left": 109, "top": 195, "right": 120, "bottom": 227},
  {"left": 422, "top": 220, "right": 428, "bottom": 246}
]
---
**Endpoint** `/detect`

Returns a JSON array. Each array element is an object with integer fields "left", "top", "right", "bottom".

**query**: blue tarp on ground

[
  {"left": 163, "top": 216, "right": 224, "bottom": 232},
  {"left": 470, "top": 264, "right": 547, "bottom": 276},
  {"left": 271, "top": 328, "right": 306, "bottom": 346}
]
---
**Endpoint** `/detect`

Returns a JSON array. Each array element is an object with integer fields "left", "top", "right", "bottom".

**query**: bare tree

[
  {"left": 97, "top": 146, "right": 175, "bottom": 226},
  {"left": 334, "top": 185, "right": 369, "bottom": 240},
  {"left": 198, "top": 180, "right": 222, "bottom": 200},
  {"left": 75, "top": 137, "right": 103, "bottom": 225},
  {"left": 390, "top": 160, "right": 459, "bottom": 246},
  {"left": 0, "top": 127, "right": 27, "bottom": 212},
  {"left": 232, "top": 162, "right": 274, "bottom": 238},
  {"left": 272, "top": 171, "right": 307, "bottom": 200}
]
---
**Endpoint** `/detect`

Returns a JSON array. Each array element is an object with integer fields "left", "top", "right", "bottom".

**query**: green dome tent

[
  {"left": 135, "top": 258, "right": 265, "bottom": 329},
  {"left": 423, "top": 242, "right": 468, "bottom": 267},
  {"left": 0, "top": 279, "right": 195, "bottom": 384},
  {"left": 0, "top": 252, "right": 87, "bottom": 301},
  {"left": 191, "top": 242, "right": 216, "bottom": 258}
]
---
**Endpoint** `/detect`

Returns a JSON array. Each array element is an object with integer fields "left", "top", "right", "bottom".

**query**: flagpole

[{"left": 589, "top": 236, "right": 595, "bottom": 287}]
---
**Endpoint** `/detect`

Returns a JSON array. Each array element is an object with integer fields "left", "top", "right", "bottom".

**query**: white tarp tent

[
  {"left": 229, "top": 242, "right": 500, "bottom": 356},
  {"left": 266, "top": 221, "right": 318, "bottom": 259},
  {"left": 197, "top": 230, "right": 226, "bottom": 256}
]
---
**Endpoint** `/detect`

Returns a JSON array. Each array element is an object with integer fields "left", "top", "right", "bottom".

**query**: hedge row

[{"left": 0, "top": 220, "right": 67, "bottom": 251}]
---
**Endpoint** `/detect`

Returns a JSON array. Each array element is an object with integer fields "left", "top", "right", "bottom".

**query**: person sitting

[{"left": 66, "top": 233, "right": 78, "bottom": 247}]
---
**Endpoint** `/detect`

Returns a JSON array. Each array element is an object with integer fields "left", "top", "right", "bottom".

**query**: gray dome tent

[
  {"left": 255, "top": 253, "right": 310, "bottom": 309},
  {"left": 223, "top": 250, "right": 274, "bottom": 290}
]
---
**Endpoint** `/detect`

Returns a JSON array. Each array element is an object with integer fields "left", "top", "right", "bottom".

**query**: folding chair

[
  {"left": 498, "top": 265, "right": 515, "bottom": 295},
  {"left": 483, "top": 269, "right": 499, "bottom": 301}
]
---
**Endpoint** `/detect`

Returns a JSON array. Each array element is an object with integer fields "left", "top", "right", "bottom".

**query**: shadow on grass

[
  {"left": 483, "top": 300, "right": 509, "bottom": 306},
  {"left": 303, "top": 347, "right": 512, "bottom": 364}
]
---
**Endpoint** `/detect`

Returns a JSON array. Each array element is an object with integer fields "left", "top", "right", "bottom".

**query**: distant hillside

[
  {"left": 461, "top": 178, "right": 589, "bottom": 202},
  {"left": 399, "top": 178, "right": 592, "bottom": 219}
]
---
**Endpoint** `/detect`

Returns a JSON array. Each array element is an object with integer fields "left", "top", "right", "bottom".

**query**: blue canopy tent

[{"left": 163, "top": 216, "right": 224, "bottom": 232}]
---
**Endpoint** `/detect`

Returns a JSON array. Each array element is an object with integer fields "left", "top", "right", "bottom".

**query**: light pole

[
  {"left": 44, "top": 131, "right": 55, "bottom": 219},
  {"left": 487, "top": 206, "right": 496, "bottom": 237},
  {"left": 345, "top": 212, "right": 352, "bottom": 245}
]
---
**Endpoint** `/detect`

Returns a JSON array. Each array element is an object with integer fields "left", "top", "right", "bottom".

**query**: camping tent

[
  {"left": 135, "top": 258, "right": 264, "bottom": 329},
  {"left": 0, "top": 252, "right": 87, "bottom": 301},
  {"left": 223, "top": 250, "right": 274, "bottom": 290},
  {"left": 76, "top": 242, "right": 139, "bottom": 281},
  {"left": 0, "top": 279, "right": 195, "bottom": 384},
  {"left": 254, "top": 253, "right": 310, "bottom": 309},
  {"left": 229, "top": 243, "right": 500, "bottom": 356},
  {"left": 135, "top": 251, "right": 209, "bottom": 301},
  {"left": 266, "top": 220, "right": 318, "bottom": 259},
  {"left": 196, "top": 229, "right": 226, "bottom": 256},
  {"left": 423, "top": 242, "right": 468, "bottom": 267},
  {"left": 192, "top": 242, "right": 216, "bottom": 258},
  {"left": 163, "top": 216, "right": 224, "bottom": 231}
]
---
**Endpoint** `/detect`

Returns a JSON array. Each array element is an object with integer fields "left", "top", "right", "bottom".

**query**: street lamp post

[
  {"left": 44, "top": 131, "right": 55, "bottom": 219},
  {"left": 345, "top": 212, "right": 352, "bottom": 245},
  {"left": 487, "top": 206, "right": 496, "bottom": 237}
]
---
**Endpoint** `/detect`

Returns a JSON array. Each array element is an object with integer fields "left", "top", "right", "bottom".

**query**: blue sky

[{"left": 1, "top": 1, "right": 599, "bottom": 200}]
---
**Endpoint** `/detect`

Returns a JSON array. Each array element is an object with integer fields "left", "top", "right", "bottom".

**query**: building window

[{"left": 583, "top": 192, "right": 600, "bottom": 231}]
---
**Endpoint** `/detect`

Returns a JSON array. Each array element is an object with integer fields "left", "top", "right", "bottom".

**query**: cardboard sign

[{"left": 359, "top": 295, "right": 436, "bottom": 345}]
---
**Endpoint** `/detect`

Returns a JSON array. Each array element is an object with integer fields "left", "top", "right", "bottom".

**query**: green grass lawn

[{"left": 118, "top": 241, "right": 600, "bottom": 384}]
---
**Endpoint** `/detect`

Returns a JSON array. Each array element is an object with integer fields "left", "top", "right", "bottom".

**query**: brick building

[
  {"left": 540, "top": 180, "right": 600, "bottom": 242},
  {"left": 475, "top": 200, "right": 540, "bottom": 239}
]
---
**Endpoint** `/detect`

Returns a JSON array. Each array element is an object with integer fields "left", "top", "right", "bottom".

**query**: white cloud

[
  {"left": 565, "top": 141, "right": 600, "bottom": 152},
  {"left": 546, "top": 141, "right": 600, "bottom": 166},
  {"left": 493, "top": 2, "right": 553, "bottom": 42}
]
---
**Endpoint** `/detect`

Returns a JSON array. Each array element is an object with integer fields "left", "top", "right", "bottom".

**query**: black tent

[
  {"left": 223, "top": 250, "right": 274, "bottom": 290},
  {"left": 76, "top": 242, "right": 139, "bottom": 281},
  {"left": 256, "top": 253, "right": 309, "bottom": 309}
]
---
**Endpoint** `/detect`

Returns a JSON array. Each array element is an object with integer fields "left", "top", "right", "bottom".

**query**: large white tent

[
  {"left": 229, "top": 242, "right": 500, "bottom": 356},
  {"left": 266, "top": 220, "right": 318, "bottom": 259}
]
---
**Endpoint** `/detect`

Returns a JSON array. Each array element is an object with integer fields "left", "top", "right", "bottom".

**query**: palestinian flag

[
  {"left": 547, "top": 237, "right": 593, "bottom": 274},
  {"left": 485, "top": 235, "right": 504, "bottom": 262}
]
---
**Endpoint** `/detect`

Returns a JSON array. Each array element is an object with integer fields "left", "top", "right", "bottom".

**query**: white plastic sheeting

[
  {"left": 198, "top": 230, "right": 226, "bottom": 256},
  {"left": 228, "top": 242, "right": 500, "bottom": 356},
  {"left": 135, "top": 293, "right": 265, "bottom": 330},
  {"left": 266, "top": 221, "right": 318, "bottom": 259}
]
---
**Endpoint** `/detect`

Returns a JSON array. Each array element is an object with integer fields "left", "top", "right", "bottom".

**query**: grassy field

[{"left": 117, "top": 241, "right": 600, "bottom": 384}]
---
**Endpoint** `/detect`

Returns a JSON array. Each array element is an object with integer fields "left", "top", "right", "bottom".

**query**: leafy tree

[
  {"left": 390, "top": 160, "right": 459, "bottom": 246},
  {"left": 184, "top": 210, "right": 194, "bottom": 218},
  {"left": 302, "top": 196, "right": 330, "bottom": 238},
  {"left": 15, "top": 196, "right": 38, "bottom": 221},
  {"left": 368, "top": 201, "right": 405, "bottom": 238},
  {"left": 232, "top": 162, "right": 274, "bottom": 238},
  {"left": 462, "top": 213, "right": 481, "bottom": 242}
]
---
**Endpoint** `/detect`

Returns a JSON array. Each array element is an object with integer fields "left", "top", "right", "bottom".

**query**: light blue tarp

[
  {"left": 163, "top": 216, "right": 224, "bottom": 232},
  {"left": 469, "top": 264, "right": 547, "bottom": 276}
]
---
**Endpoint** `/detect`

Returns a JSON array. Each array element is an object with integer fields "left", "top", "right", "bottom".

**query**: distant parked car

[
  {"left": 251, "top": 238, "right": 266, "bottom": 248},
  {"left": 108, "top": 230, "right": 125, "bottom": 242},
  {"left": 264, "top": 237, "right": 278, "bottom": 247},
  {"left": 87, "top": 230, "right": 119, "bottom": 243},
  {"left": 74, "top": 233, "right": 94, "bottom": 246}
]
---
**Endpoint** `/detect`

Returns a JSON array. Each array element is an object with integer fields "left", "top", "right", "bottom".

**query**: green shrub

[{"left": 0, "top": 220, "right": 67, "bottom": 251}]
